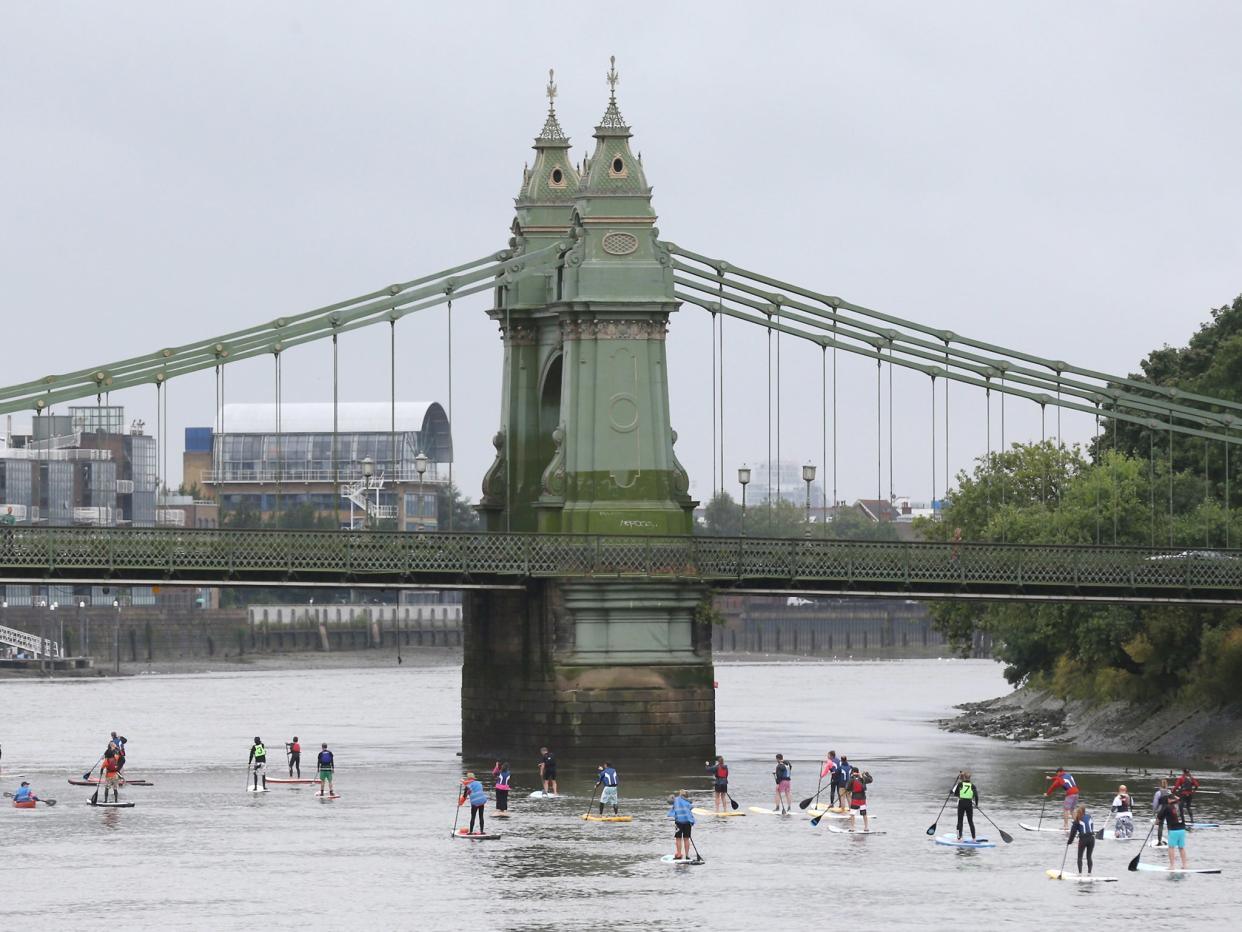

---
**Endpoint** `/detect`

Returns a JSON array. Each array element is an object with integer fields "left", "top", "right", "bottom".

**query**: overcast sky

[{"left": 3, "top": 2, "right": 1240, "bottom": 506}]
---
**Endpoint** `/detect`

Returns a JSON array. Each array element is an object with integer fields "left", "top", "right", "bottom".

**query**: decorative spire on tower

[
  {"left": 538, "top": 68, "right": 567, "bottom": 141},
  {"left": 598, "top": 55, "right": 626, "bottom": 130}
]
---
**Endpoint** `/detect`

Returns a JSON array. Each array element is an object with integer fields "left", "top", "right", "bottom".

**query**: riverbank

[{"left": 941, "top": 686, "right": 1242, "bottom": 769}]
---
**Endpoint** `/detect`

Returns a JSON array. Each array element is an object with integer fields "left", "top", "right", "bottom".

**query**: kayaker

[
  {"left": 1044, "top": 767, "right": 1079, "bottom": 830},
  {"left": 1152, "top": 779, "right": 1171, "bottom": 846},
  {"left": 492, "top": 761, "right": 511, "bottom": 815},
  {"left": 286, "top": 737, "right": 301, "bottom": 778},
  {"left": 1157, "top": 789, "right": 1189, "bottom": 870},
  {"left": 773, "top": 754, "right": 793, "bottom": 814},
  {"left": 705, "top": 756, "right": 729, "bottom": 812},
  {"left": 1173, "top": 768, "right": 1200, "bottom": 825},
  {"left": 316, "top": 743, "right": 335, "bottom": 797},
  {"left": 952, "top": 770, "right": 978, "bottom": 841},
  {"left": 100, "top": 748, "right": 123, "bottom": 803},
  {"left": 14, "top": 781, "right": 37, "bottom": 804},
  {"left": 1066, "top": 804, "right": 1096, "bottom": 875},
  {"left": 248, "top": 737, "right": 267, "bottom": 791},
  {"left": 1110, "top": 784, "right": 1134, "bottom": 839},
  {"left": 461, "top": 771, "right": 487, "bottom": 834},
  {"left": 538, "top": 746, "right": 558, "bottom": 797},
  {"left": 820, "top": 750, "right": 840, "bottom": 807},
  {"left": 846, "top": 768, "right": 871, "bottom": 832},
  {"left": 667, "top": 789, "right": 697, "bottom": 861}
]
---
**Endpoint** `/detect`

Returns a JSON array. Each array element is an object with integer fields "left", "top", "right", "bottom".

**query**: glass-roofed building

[{"left": 188, "top": 402, "right": 452, "bottom": 531}]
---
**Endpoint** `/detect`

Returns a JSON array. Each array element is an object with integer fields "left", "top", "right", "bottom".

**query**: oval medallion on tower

[{"left": 602, "top": 231, "right": 639, "bottom": 256}]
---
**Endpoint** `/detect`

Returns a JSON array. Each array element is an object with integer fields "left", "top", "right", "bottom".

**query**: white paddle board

[
  {"left": 582, "top": 814, "right": 633, "bottom": 822},
  {"left": 1186, "top": 822, "right": 1220, "bottom": 829},
  {"left": 691, "top": 807, "right": 745, "bottom": 817},
  {"left": 1135, "top": 864, "right": 1221, "bottom": 874},
  {"left": 451, "top": 829, "right": 501, "bottom": 840},
  {"left": 935, "top": 834, "right": 995, "bottom": 848},
  {"left": 1045, "top": 870, "right": 1118, "bottom": 882},
  {"left": 88, "top": 800, "right": 135, "bottom": 808},
  {"left": 660, "top": 855, "right": 705, "bottom": 865},
  {"left": 1019, "top": 822, "right": 1066, "bottom": 833},
  {"left": 246, "top": 786, "right": 269, "bottom": 793},
  {"left": 748, "top": 807, "right": 791, "bottom": 816},
  {"left": 528, "top": 791, "right": 563, "bottom": 799},
  {"left": 827, "top": 826, "right": 885, "bottom": 835}
]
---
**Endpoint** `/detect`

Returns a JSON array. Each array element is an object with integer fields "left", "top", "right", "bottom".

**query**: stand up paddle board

[
  {"left": 68, "top": 779, "right": 153, "bottom": 787},
  {"left": 582, "top": 814, "right": 632, "bottom": 822},
  {"left": 935, "top": 835, "right": 995, "bottom": 848},
  {"left": 1045, "top": 870, "right": 1118, "bottom": 882},
  {"left": 808, "top": 806, "right": 848, "bottom": 816},
  {"left": 316, "top": 793, "right": 341, "bottom": 800},
  {"left": 267, "top": 778, "right": 318, "bottom": 785},
  {"left": 1019, "top": 822, "right": 1066, "bottom": 834},
  {"left": 660, "top": 855, "right": 705, "bottom": 865},
  {"left": 246, "top": 786, "right": 269, "bottom": 793},
  {"left": 452, "top": 829, "right": 500, "bottom": 839},
  {"left": 1148, "top": 839, "right": 1169, "bottom": 849},
  {"left": 827, "top": 826, "right": 886, "bottom": 835},
  {"left": 492, "top": 811, "right": 511, "bottom": 818},
  {"left": 528, "top": 791, "right": 563, "bottom": 799},
  {"left": 748, "top": 807, "right": 792, "bottom": 816},
  {"left": 1186, "top": 822, "right": 1220, "bottom": 829},
  {"left": 691, "top": 808, "right": 745, "bottom": 817},
  {"left": 88, "top": 800, "right": 135, "bottom": 808},
  {"left": 1135, "top": 864, "right": 1221, "bottom": 874}
]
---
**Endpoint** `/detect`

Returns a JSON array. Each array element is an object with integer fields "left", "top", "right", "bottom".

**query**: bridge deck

[{"left": 2, "top": 527, "right": 1240, "bottom": 603}]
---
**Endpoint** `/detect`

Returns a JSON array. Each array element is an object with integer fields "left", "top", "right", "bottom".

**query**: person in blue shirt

[
  {"left": 316, "top": 743, "right": 335, "bottom": 797},
  {"left": 13, "top": 781, "right": 37, "bottom": 804},
  {"left": 667, "top": 789, "right": 698, "bottom": 861},
  {"left": 461, "top": 772, "right": 487, "bottom": 834},
  {"left": 1066, "top": 804, "right": 1096, "bottom": 875},
  {"left": 597, "top": 762, "right": 620, "bottom": 816}
]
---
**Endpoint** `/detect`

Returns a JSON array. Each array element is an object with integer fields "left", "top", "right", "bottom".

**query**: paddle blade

[
  {"left": 82, "top": 771, "right": 93, "bottom": 781},
  {"left": 926, "top": 823, "right": 938, "bottom": 836},
  {"left": 1094, "top": 829, "right": 1104, "bottom": 840},
  {"left": 999, "top": 828, "right": 1014, "bottom": 844},
  {"left": 730, "top": 797, "right": 739, "bottom": 811},
  {"left": 89, "top": 788, "right": 99, "bottom": 806},
  {"left": 42, "top": 799, "right": 56, "bottom": 807},
  {"left": 810, "top": 815, "right": 823, "bottom": 827},
  {"left": 1127, "top": 851, "right": 1142, "bottom": 872},
  {"left": 798, "top": 797, "right": 813, "bottom": 810}
]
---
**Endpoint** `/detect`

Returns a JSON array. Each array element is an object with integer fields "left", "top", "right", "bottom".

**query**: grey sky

[{"left": 3, "top": 2, "right": 1240, "bottom": 505}]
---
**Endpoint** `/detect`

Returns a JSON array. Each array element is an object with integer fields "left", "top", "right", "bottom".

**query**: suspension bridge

[{"left": 2, "top": 61, "right": 1238, "bottom": 757}]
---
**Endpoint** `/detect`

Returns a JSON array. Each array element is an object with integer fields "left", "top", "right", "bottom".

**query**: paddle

[
  {"left": 974, "top": 805, "right": 1013, "bottom": 844},
  {"left": 1128, "top": 819, "right": 1157, "bottom": 872},
  {"left": 688, "top": 835, "right": 705, "bottom": 864},
  {"left": 810, "top": 809, "right": 829, "bottom": 828},
  {"left": 1036, "top": 793, "right": 1047, "bottom": 831},
  {"left": 926, "top": 782, "right": 958, "bottom": 836},
  {"left": 1094, "top": 812, "right": 1112, "bottom": 841},
  {"left": 82, "top": 754, "right": 104, "bottom": 782},
  {"left": 3, "top": 791, "right": 57, "bottom": 807},
  {"left": 452, "top": 782, "right": 465, "bottom": 835},
  {"left": 807, "top": 757, "right": 826, "bottom": 812},
  {"left": 1053, "top": 837, "right": 1071, "bottom": 880},
  {"left": 582, "top": 781, "right": 602, "bottom": 819},
  {"left": 798, "top": 784, "right": 829, "bottom": 811},
  {"left": 727, "top": 791, "right": 739, "bottom": 812}
]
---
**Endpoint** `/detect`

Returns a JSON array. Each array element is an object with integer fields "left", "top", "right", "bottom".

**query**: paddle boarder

[
  {"left": 1157, "top": 788, "right": 1190, "bottom": 870},
  {"left": 667, "top": 789, "right": 697, "bottom": 861},
  {"left": 952, "top": 770, "right": 978, "bottom": 841},
  {"left": 248, "top": 737, "right": 268, "bottom": 791},
  {"left": 538, "top": 746, "right": 558, "bottom": 797},
  {"left": 108, "top": 733, "right": 127, "bottom": 772},
  {"left": 492, "top": 761, "right": 511, "bottom": 815},
  {"left": 1152, "top": 779, "right": 1171, "bottom": 846},
  {"left": 1066, "top": 804, "right": 1096, "bottom": 875},
  {"left": 597, "top": 761, "right": 620, "bottom": 816},
  {"left": 13, "top": 781, "right": 38, "bottom": 805},
  {"left": 316, "top": 743, "right": 335, "bottom": 797},
  {"left": 773, "top": 754, "right": 792, "bottom": 814},
  {"left": 1044, "top": 767, "right": 1078, "bottom": 830},
  {"left": 100, "top": 747, "right": 123, "bottom": 803},
  {"left": 286, "top": 737, "right": 301, "bottom": 778},
  {"left": 1109, "top": 784, "right": 1134, "bottom": 839},
  {"left": 821, "top": 750, "right": 840, "bottom": 807},
  {"left": 846, "top": 768, "right": 870, "bottom": 832},
  {"left": 461, "top": 771, "right": 487, "bottom": 835},
  {"left": 1173, "top": 767, "right": 1200, "bottom": 825},
  {"left": 706, "top": 756, "right": 729, "bottom": 812}
]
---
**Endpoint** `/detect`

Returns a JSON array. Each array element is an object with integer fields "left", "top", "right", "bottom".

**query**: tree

[{"left": 437, "top": 483, "right": 481, "bottom": 531}]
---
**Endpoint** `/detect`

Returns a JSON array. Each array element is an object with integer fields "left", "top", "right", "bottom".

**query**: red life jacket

[{"left": 850, "top": 777, "right": 866, "bottom": 804}]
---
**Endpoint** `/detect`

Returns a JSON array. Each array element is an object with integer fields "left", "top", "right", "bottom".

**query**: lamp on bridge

[
  {"left": 738, "top": 466, "right": 751, "bottom": 537},
  {"left": 361, "top": 456, "right": 375, "bottom": 530},
  {"left": 802, "top": 464, "right": 817, "bottom": 535},
  {"left": 78, "top": 598, "right": 87, "bottom": 659},
  {"left": 112, "top": 597, "right": 120, "bottom": 675},
  {"left": 414, "top": 451, "right": 429, "bottom": 532}
]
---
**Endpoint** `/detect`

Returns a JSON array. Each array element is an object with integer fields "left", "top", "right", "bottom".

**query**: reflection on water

[{"left": 0, "top": 659, "right": 1236, "bottom": 929}]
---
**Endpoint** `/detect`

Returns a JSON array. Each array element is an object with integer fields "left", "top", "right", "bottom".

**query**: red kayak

[{"left": 12, "top": 799, "right": 37, "bottom": 809}]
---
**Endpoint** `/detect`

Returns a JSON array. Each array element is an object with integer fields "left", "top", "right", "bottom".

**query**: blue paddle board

[{"left": 935, "top": 834, "right": 995, "bottom": 848}]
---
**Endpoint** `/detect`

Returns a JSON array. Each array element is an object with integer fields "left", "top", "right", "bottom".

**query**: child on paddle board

[
  {"left": 773, "top": 754, "right": 792, "bottom": 814},
  {"left": 462, "top": 772, "right": 487, "bottom": 834},
  {"left": 248, "top": 737, "right": 267, "bottom": 791},
  {"left": 597, "top": 762, "right": 620, "bottom": 816},
  {"left": 1157, "top": 791, "right": 1189, "bottom": 870},
  {"left": 1044, "top": 767, "right": 1078, "bottom": 830},
  {"left": 492, "top": 761, "right": 511, "bottom": 814},
  {"left": 821, "top": 750, "right": 840, "bottom": 807},
  {"left": 847, "top": 769, "right": 870, "bottom": 832},
  {"left": 1173, "top": 767, "right": 1200, "bottom": 825},
  {"left": 667, "top": 790, "right": 696, "bottom": 861},
  {"left": 538, "top": 747, "right": 558, "bottom": 797},
  {"left": 286, "top": 737, "right": 301, "bottom": 778},
  {"left": 1110, "top": 784, "right": 1134, "bottom": 839},
  {"left": 705, "top": 756, "right": 729, "bottom": 812},
  {"left": 1066, "top": 804, "right": 1095, "bottom": 875},
  {"left": 952, "top": 770, "right": 979, "bottom": 841},
  {"left": 316, "top": 743, "right": 335, "bottom": 797}
]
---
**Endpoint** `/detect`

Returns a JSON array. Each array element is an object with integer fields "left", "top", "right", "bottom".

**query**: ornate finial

[
  {"left": 598, "top": 55, "right": 627, "bottom": 130},
  {"left": 607, "top": 56, "right": 619, "bottom": 99},
  {"left": 546, "top": 68, "right": 557, "bottom": 108},
  {"left": 537, "top": 67, "right": 567, "bottom": 141}
]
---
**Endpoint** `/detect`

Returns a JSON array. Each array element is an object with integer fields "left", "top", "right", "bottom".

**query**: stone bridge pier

[{"left": 462, "top": 579, "right": 715, "bottom": 765}]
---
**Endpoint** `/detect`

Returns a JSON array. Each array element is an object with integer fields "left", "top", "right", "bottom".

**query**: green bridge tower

[{"left": 464, "top": 62, "right": 715, "bottom": 764}]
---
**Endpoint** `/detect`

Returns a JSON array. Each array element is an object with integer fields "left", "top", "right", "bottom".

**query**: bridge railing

[{"left": 1, "top": 526, "right": 1240, "bottom": 595}]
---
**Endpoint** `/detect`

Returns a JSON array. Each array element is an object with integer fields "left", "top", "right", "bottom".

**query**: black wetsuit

[{"left": 953, "top": 779, "right": 978, "bottom": 840}]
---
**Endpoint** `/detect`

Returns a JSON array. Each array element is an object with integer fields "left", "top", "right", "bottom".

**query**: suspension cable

[
  {"left": 504, "top": 283, "right": 512, "bottom": 534},
  {"left": 1112, "top": 407, "right": 1119, "bottom": 544},
  {"left": 332, "top": 333, "right": 339, "bottom": 530},
  {"left": 832, "top": 343, "right": 837, "bottom": 510},
  {"left": 1205, "top": 438, "right": 1211, "bottom": 548},
  {"left": 766, "top": 310, "right": 772, "bottom": 520},
  {"left": 1227, "top": 428, "right": 1232, "bottom": 549},
  {"left": 274, "top": 351, "right": 282, "bottom": 526},
  {"left": 1000, "top": 374, "right": 1007, "bottom": 542},
  {"left": 711, "top": 311, "right": 717, "bottom": 500},
  {"left": 930, "top": 375, "right": 937, "bottom": 513},
  {"left": 718, "top": 271, "right": 725, "bottom": 494},
  {"left": 391, "top": 319, "right": 397, "bottom": 530},
  {"left": 985, "top": 382, "right": 992, "bottom": 523},
  {"left": 776, "top": 309, "right": 782, "bottom": 509},
  {"left": 1149, "top": 427, "right": 1156, "bottom": 548},
  {"left": 447, "top": 293, "right": 454, "bottom": 532},
  {"left": 944, "top": 343, "right": 950, "bottom": 510},
  {"left": 1094, "top": 406, "right": 1101, "bottom": 545},
  {"left": 888, "top": 344, "right": 894, "bottom": 503},
  {"left": 1168, "top": 411, "right": 1174, "bottom": 547},
  {"left": 875, "top": 356, "right": 882, "bottom": 502},
  {"left": 821, "top": 344, "right": 827, "bottom": 534},
  {"left": 1040, "top": 404, "right": 1047, "bottom": 508}
]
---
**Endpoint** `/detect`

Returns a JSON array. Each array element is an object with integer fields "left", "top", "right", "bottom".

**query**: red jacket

[{"left": 1173, "top": 773, "right": 1199, "bottom": 799}]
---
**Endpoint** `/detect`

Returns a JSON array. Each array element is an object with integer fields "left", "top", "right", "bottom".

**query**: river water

[{"left": 0, "top": 658, "right": 1236, "bottom": 930}]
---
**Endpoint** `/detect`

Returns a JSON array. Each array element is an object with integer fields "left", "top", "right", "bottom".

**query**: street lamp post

[
  {"left": 414, "top": 452, "right": 429, "bottom": 531},
  {"left": 361, "top": 457, "right": 374, "bottom": 530},
  {"left": 802, "top": 464, "right": 817, "bottom": 535},
  {"left": 78, "top": 599, "right": 87, "bottom": 659},
  {"left": 113, "top": 598, "right": 121, "bottom": 675},
  {"left": 738, "top": 466, "right": 751, "bottom": 537}
]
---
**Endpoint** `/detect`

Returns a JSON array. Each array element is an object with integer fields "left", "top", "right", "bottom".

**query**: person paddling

[
  {"left": 952, "top": 770, "right": 979, "bottom": 841},
  {"left": 538, "top": 746, "right": 558, "bottom": 797},
  {"left": 705, "top": 756, "right": 729, "bottom": 812},
  {"left": 461, "top": 771, "right": 487, "bottom": 835},
  {"left": 316, "top": 743, "right": 335, "bottom": 797},
  {"left": 1157, "top": 788, "right": 1190, "bottom": 870},
  {"left": 773, "top": 754, "right": 793, "bottom": 814},
  {"left": 1110, "top": 784, "right": 1134, "bottom": 839},
  {"left": 1044, "top": 767, "right": 1079, "bottom": 831},
  {"left": 667, "top": 789, "right": 697, "bottom": 861},
  {"left": 1152, "top": 779, "right": 1171, "bottom": 846},
  {"left": 108, "top": 732, "right": 128, "bottom": 772},
  {"left": 597, "top": 761, "right": 620, "bottom": 816},
  {"left": 248, "top": 737, "right": 268, "bottom": 791},
  {"left": 1066, "top": 804, "right": 1096, "bottom": 875},
  {"left": 820, "top": 750, "right": 840, "bottom": 807},
  {"left": 286, "top": 737, "right": 301, "bottom": 778},
  {"left": 100, "top": 748, "right": 123, "bottom": 803},
  {"left": 492, "top": 761, "right": 511, "bottom": 815},
  {"left": 14, "top": 781, "right": 38, "bottom": 804},
  {"left": 1173, "top": 767, "right": 1200, "bottom": 825},
  {"left": 847, "top": 768, "right": 870, "bottom": 832}
]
